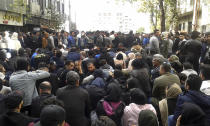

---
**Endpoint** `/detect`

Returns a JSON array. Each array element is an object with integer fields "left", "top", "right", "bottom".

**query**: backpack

[{"left": 98, "top": 99, "right": 125, "bottom": 126}]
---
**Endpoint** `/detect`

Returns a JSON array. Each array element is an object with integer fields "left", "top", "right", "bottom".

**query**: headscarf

[
  {"left": 159, "top": 83, "right": 182, "bottom": 126},
  {"left": 167, "top": 83, "right": 182, "bottom": 99},
  {"left": 105, "top": 83, "right": 121, "bottom": 102},
  {"left": 180, "top": 103, "right": 207, "bottom": 126},
  {"left": 138, "top": 110, "right": 159, "bottom": 126}
]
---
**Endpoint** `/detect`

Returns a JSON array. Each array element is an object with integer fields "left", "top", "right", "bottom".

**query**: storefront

[{"left": 0, "top": 11, "right": 23, "bottom": 32}]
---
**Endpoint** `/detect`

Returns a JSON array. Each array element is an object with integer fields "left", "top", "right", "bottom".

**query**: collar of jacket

[{"left": 12, "top": 70, "right": 27, "bottom": 75}]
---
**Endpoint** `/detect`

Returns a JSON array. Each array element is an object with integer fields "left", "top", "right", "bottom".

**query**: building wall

[{"left": 178, "top": 0, "right": 210, "bottom": 33}]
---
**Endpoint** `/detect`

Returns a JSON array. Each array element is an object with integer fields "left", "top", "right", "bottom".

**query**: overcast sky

[{"left": 70, "top": 0, "right": 151, "bottom": 33}]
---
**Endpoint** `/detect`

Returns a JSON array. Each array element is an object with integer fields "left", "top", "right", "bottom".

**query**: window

[
  {"left": 188, "top": 22, "right": 192, "bottom": 32},
  {"left": 179, "top": 24, "right": 182, "bottom": 31},
  {"left": 202, "top": 25, "right": 206, "bottom": 33},
  {"left": 183, "top": 23, "right": 185, "bottom": 31},
  {"left": 57, "top": 1, "right": 60, "bottom": 12}
]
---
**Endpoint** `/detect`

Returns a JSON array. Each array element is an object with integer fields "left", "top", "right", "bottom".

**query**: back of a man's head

[
  {"left": 39, "top": 81, "right": 52, "bottom": 94},
  {"left": 186, "top": 74, "right": 202, "bottom": 91},
  {"left": 66, "top": 71, "right": 80, "bottom": 85},
  {"left": 16, "top": 58, "right": 29, "bottom": 71},
  {"left": 200, "top": 64, "right": 210, "bottom": 80},
  {"left": 4, "top": 91, "right": 23, "bottom": 110},
  {"left": 40, "top": 105, "right": 65, "bottom": 126}
]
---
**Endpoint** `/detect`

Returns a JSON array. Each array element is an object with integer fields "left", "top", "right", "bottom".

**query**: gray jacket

[
  {"left": 149, "top": 36, "right": 160, "bottom": 54},
  {"left": 9, "top": 70, "right": 50, "bottom": 106}
]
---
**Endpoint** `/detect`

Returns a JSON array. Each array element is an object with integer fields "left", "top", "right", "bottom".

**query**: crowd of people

[{"left": 0, "top": 29, "right": 210, "bottom": 126}]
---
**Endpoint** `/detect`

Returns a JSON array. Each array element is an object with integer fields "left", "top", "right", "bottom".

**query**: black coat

[
  {"left": 131, "top": 68, "right": 151, "bottom": 97},
  {"left": 56, "top": 85, "right": 91, "bottom": 126},
  {"left": 30, "top": 93, "right": 55, "bottom": 118},
  {"left": 0, "top": 112, "right": 33, "bottom": 126}
]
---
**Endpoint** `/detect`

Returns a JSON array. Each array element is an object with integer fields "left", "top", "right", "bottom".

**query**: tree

[
  {"left": 131, "top": 0, "right": 180, "bottom": 32},
  {"left": 137, "top": 27, "right": 145, "bottom": 33}
]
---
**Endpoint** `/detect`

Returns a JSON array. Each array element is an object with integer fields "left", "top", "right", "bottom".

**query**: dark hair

[
  {"left": 131, "top": 59, "right": 146, "bottom": 69},
  {"left": 114, "top": 70, "right": 123, "bottom": 79},
  {"left": 18, "top": 48, "right": 26, "bottom": 56},
  {"left": 171, "top": 62, "right": 183, "bottom": 73},
  {"left": 39, "top": 82, "right": 52, "bottom": 91},
  {"left": 41, "top": 97, "right": 64, "bottom": 109},
  {"left": 191, "top": 31, "right": 200, "bottom": 39},
  {"left": 127, "top": 77, "right": 139, "bottom": 90},
  {"left": 115, "top": 64, "right": 122, "bottom": 70},
  {"left": 4, "top": 91, "right": 23, "bottom": 110},
  {"left": 99, "top": 59, "right": 107, "bottom": 66},
  {"left": 92, "top": 116, "right": 117, "bottom": 126},
  {"left": 200, "top": 64, "right": 210, "bottom": 80},
  {"left": 56, "top": 50, "right": 62, "bottom": 58},
  {"left": 88, "top": 50, "right": 95, "bottom": 57},
  {"left": 186, "top": 74, "right": 202, "bottom": 91},
  {"left": 65, "top": 60, "right": 74, "bottom": 66},
  {"left": 16, "top": 58, "right": 29, "bottom": 71},
  {"left": 154, "top": 29, "right": 159, "bottom": 34},
  {"left": 130, "top": 88, "right": 147, "bottom": 105},
  {"left": 116, "top": 53, "right": 123, "bottom": 60},
  {"left": 178, "top": 73, "right": 187, "bottom": 82},
  {"left": 38, "top": 62, "right": 48, "bottom": 69},
  {"left": 40, "top": 105, "right": 66, "bottom": 126},
  {"left": 161, "top": 62, "right": 171, "bottom": 73},
  {"left": 183, "top": 62, "right": 193, "bottom": 70}
]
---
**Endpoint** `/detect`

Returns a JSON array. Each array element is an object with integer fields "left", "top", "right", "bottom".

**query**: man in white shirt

[{"left": 200, "top": 64, "right": 210, "bottom": 95}]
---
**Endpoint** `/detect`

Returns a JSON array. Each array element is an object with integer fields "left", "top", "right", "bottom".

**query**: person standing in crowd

[
  {"left": 9, "top": 58, "right": 50, "bottom": 112},
  {"left": 151, "top": 54, "right": 165, "bottom": 84},
  {"left": 78, "top": 31, "right": 89, "bottom": 49},
  {"left": 201, "top": 32, "right": 210, "bottom": 64},
  {"left": 171, "top": 74, "right": 210, "bottom": 126},
  {"left": 181, "top": 62, "right": 197, "bottom": 77},
  {"left": 138, "top": 110, "right": 159, "bottom": 126},
  {"left": 159, "top": 83, "right": 182, "bottom": 126},
  {"left": 11, "top": 32, "right": 22, "bottom": 51},
  {"left": 67, "top": 31, "right": 76, "bottom": 48},
  {"left": 149, "top": 29, "right": 160, "bottom": 55},
  {"left": 175, "top": 103, "right": 208, "bottom": 126},
  {"left": 178, "top": 31, "right": 202, "bottom": 72},
  {"left": 0, "top": 91, "right": 33, "bottom": 126},
  {"left": 30, "top": 81, "right": 54, "bottom": 117},
  {"left": 56, "top": 71, "right": 91, "bottom": 126},
  {"left": 200, "top": 64, "right": 210, "bottom": 95},
  {"left": 122, "top": 88, "right": 156, "bottom": 126},
  {"left": 152, "top": 62, "right": 180, "bottom": 101}
]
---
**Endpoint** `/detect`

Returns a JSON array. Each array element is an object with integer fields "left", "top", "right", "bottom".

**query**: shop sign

[{"left": 0, "top": 11, "right": 23, "bottom": 26}]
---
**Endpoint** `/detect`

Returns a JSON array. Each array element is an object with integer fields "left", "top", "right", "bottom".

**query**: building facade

[
  {"left": 178, "top": 0, "right": 210, "bottom": 33},
  {"left": 0, "top": 0, "right": 68, "bottom": 32}
]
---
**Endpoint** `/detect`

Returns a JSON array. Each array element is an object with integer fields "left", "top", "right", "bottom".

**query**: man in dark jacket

[
  {"left": 56, "top": 71, "right": 91, "bottom": 126},
  {"left": 178, "top": 31, "right": 202, "bottom": 72},
  {"left": 0, "top": 91, "right": 33, "bottom": 126},
  {"left": 66, "top": 47, "right": 81, "bottom": 61},
  {"left": 57, "top": 60, "right": 75, "bottom": 88},
  {"left": 171, "top": 74, "right": 210, "bottom": 126},
  {"left": 31, "top": 81, "right": 54, "bottom": 118}
]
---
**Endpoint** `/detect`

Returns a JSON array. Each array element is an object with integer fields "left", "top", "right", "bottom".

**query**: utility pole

[{"left": 193, "top": 0, "right": 201, "bottom": 31}]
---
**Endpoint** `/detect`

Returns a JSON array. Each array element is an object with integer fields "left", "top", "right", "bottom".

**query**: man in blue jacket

[
  {"left": 67, "top": 31, "right": 76, "bottom": 48},
  {"left": 171, "top": 74, "right": 210, "bottom": 126}
]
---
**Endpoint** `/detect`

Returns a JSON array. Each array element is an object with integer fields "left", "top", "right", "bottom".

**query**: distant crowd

[{"left": 0, "top": 29, "right": 210, "bottom": 126}]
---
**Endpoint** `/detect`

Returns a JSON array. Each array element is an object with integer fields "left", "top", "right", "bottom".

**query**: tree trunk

[
  {"left": 150, "top": 8, "right": 156, "bottom": 30},
  {"left": 159, "top": 0, "right": 166, "bottom": 32}
]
